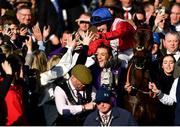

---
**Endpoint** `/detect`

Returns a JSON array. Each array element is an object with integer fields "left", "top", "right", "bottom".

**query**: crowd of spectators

[{"left": 0, "top": 0, "right": 179, "bottom": 126}]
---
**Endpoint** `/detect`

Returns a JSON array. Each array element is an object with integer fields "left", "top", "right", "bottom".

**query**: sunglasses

[
  {"left": 96, "top": 101, "right": 109, "bottom": 105},
  {"left": 79, "top": 21, "right": 90, "bottom": 24}
]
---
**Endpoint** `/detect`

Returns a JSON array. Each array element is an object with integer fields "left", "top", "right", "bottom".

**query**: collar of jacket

[{"left": 94, "top": 107, "right": 120, "bottom": 121}]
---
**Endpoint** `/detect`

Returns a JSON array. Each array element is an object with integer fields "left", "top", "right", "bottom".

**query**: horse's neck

[
  {"left": 131, "top": 66, "right": 144, "bottom": 87},
  {"left": 129, "top": 63, "right": 151, "bottom": 89}
]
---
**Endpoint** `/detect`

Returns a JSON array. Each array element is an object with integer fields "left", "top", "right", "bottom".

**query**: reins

[{"left": 126, "top": 62, "right": 151, "bottom": 95}]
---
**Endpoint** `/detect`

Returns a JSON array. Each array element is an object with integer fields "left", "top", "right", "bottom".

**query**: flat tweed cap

[{"left": 71, "top": 64, "right": 92, "bottom": 85}]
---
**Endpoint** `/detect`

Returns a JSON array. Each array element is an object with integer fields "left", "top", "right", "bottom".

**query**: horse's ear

[{"left": 145, "top": 30, "right": 153, "bottom": 51}]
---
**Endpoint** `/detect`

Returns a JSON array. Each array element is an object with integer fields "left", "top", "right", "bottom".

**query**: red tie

[{"left": 125, "top": 10, "right": 129, "bottom": 20}]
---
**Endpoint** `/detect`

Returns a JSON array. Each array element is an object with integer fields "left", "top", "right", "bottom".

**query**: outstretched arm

[
  {"left": 149, "top": 80, "right": 177, "bottom": 105},
  {"left": 40, "top": 38, "right": 77, "bottom": 85}
]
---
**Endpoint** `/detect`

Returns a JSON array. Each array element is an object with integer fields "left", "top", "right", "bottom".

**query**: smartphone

[
  {"left": 159, "top": 7, "right": 165, "bottom": 15},
  {"left": 72, "top": 31, "right": 76, "bottom": 40},
  {"left": 19, "top": 23, "right": 28, "bottom": 30},
  {"left": 20, "top": 35, "right": 29, "bottom": 42}
]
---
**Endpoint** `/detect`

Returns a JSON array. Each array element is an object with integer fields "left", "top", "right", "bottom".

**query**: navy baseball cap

[{"left": 95, "top": 87, "right": 111, "bottom": 103}]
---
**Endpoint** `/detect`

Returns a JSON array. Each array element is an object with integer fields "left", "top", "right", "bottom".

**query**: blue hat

[
  {"left": 95, "top": 87, "right": 111, "bottom": 103},
  {"left": 153, "top": 32, "right": 160, "bottom": 45},
  {"left": 91, "top": 8, "right": 113, "bottom": 25}
]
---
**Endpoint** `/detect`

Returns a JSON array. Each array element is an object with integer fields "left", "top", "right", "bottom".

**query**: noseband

[{"left": 134, "top": 46, "right": 147, "bottom": 70}]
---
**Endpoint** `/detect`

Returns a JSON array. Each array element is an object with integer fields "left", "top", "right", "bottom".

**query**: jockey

[{"left": 89, "top": 7, "right": 136, "bottom": 68}]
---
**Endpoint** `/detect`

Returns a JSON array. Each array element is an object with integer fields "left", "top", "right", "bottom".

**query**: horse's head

[
  {"left": 133, "top": 27, "right": 153, "bottom": 69},
  {"left": 126, "top": 27, "right": 154, "bottom": 96},
  {"left": 134, "top": 27, "right": 153, "bottom": 51}
]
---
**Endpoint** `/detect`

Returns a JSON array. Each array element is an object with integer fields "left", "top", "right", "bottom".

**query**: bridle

[
  {"left": 126, "top": 58, "right": 151, "bottom": 95},
  {"left": 133, "top": 45, "right": 147, "bottom": 70}
]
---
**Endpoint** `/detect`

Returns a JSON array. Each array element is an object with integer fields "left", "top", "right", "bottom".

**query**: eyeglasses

[{"left": 171, "top": 12, "right": 180, "bottom": 15}]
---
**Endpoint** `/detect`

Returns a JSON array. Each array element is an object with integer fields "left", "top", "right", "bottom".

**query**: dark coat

[
  {"left": 84, "top": 106, "right": 137, "bottom": 126},
  {"left": 155, "top": 71, "right": 175, "bottom": 125},
  {"left": 36, "top": 0, "right": 65, "bottom": 37}
]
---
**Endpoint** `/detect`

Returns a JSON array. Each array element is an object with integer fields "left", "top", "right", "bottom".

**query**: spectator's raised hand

[
  {"left": 66, "top": 33, "right": 77, "bottom": 49},
  {"left": 19, "top": 27, "right": 28, "bottom": 36},
  {"left": 3, "top": 27, "right": 12, "bottom": 37},
  {"left": 80, "top": 31, "right": 94, "bottom": 46},
  {"left": 1, "top": 60, "right": 12, "bottom": 75},
  {"left": 43, "top": 25, "right": 50, "bottom": 41},
  {"left": 49, "top": 35, "right": 60, "bottom": 45},
  {"left": 25, "top": 35, "right": 32, "bottom": 52},
  {"left": 74, "top": 32, "right": 83, "bottom": 50},
  {"left": 32, "top": 22, "right": 43, "bottom": 41},
  {"left": 154, "top": 13, "right": 167, "bottom": 26}
]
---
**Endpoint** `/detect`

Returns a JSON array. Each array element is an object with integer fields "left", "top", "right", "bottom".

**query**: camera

[{"left": 21, "top": 36, "right": 29, "bottom": 41}]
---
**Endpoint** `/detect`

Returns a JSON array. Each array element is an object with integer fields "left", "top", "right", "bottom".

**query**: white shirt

[
  {"left": 122, "top": 6, "right": 132, "bottom": 20},
  {"left": 99, "top": 110, "right": 112, "bottom": 126},
  {"left": 175, "top": 23, "right": 180, "bottom": 33},
  {"left": 159, "top": 78, "right": 178, "bottom": 105},
  {"left": 40, "top": 46, "right": 74, "bottom": 85},
  {"left": 99, "top": 110, "right": 111, "bottom": 122},
  {"left": 167, "top": 50, "right": 180, "bottom": 61},
  {"left": 54, "top": 79, "right": 96, "bottom": 116}
]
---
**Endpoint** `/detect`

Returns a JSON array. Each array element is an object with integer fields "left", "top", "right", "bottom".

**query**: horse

[{"left": 122, "top": 27, "right": 158, "bottom": 125}]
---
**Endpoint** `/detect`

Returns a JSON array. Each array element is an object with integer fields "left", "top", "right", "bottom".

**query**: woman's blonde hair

[
  {"left": 47, "top": 54, "right": 70, "bottom": 79},
  {"left": 0, "top": 44, "right": 13, "bottom": 57},
  {"left": 31, "top": 50, "right": 47, "bottom": 73},
  {"left": 47, "top": 55, "right": 61, "bottom": 70}
]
